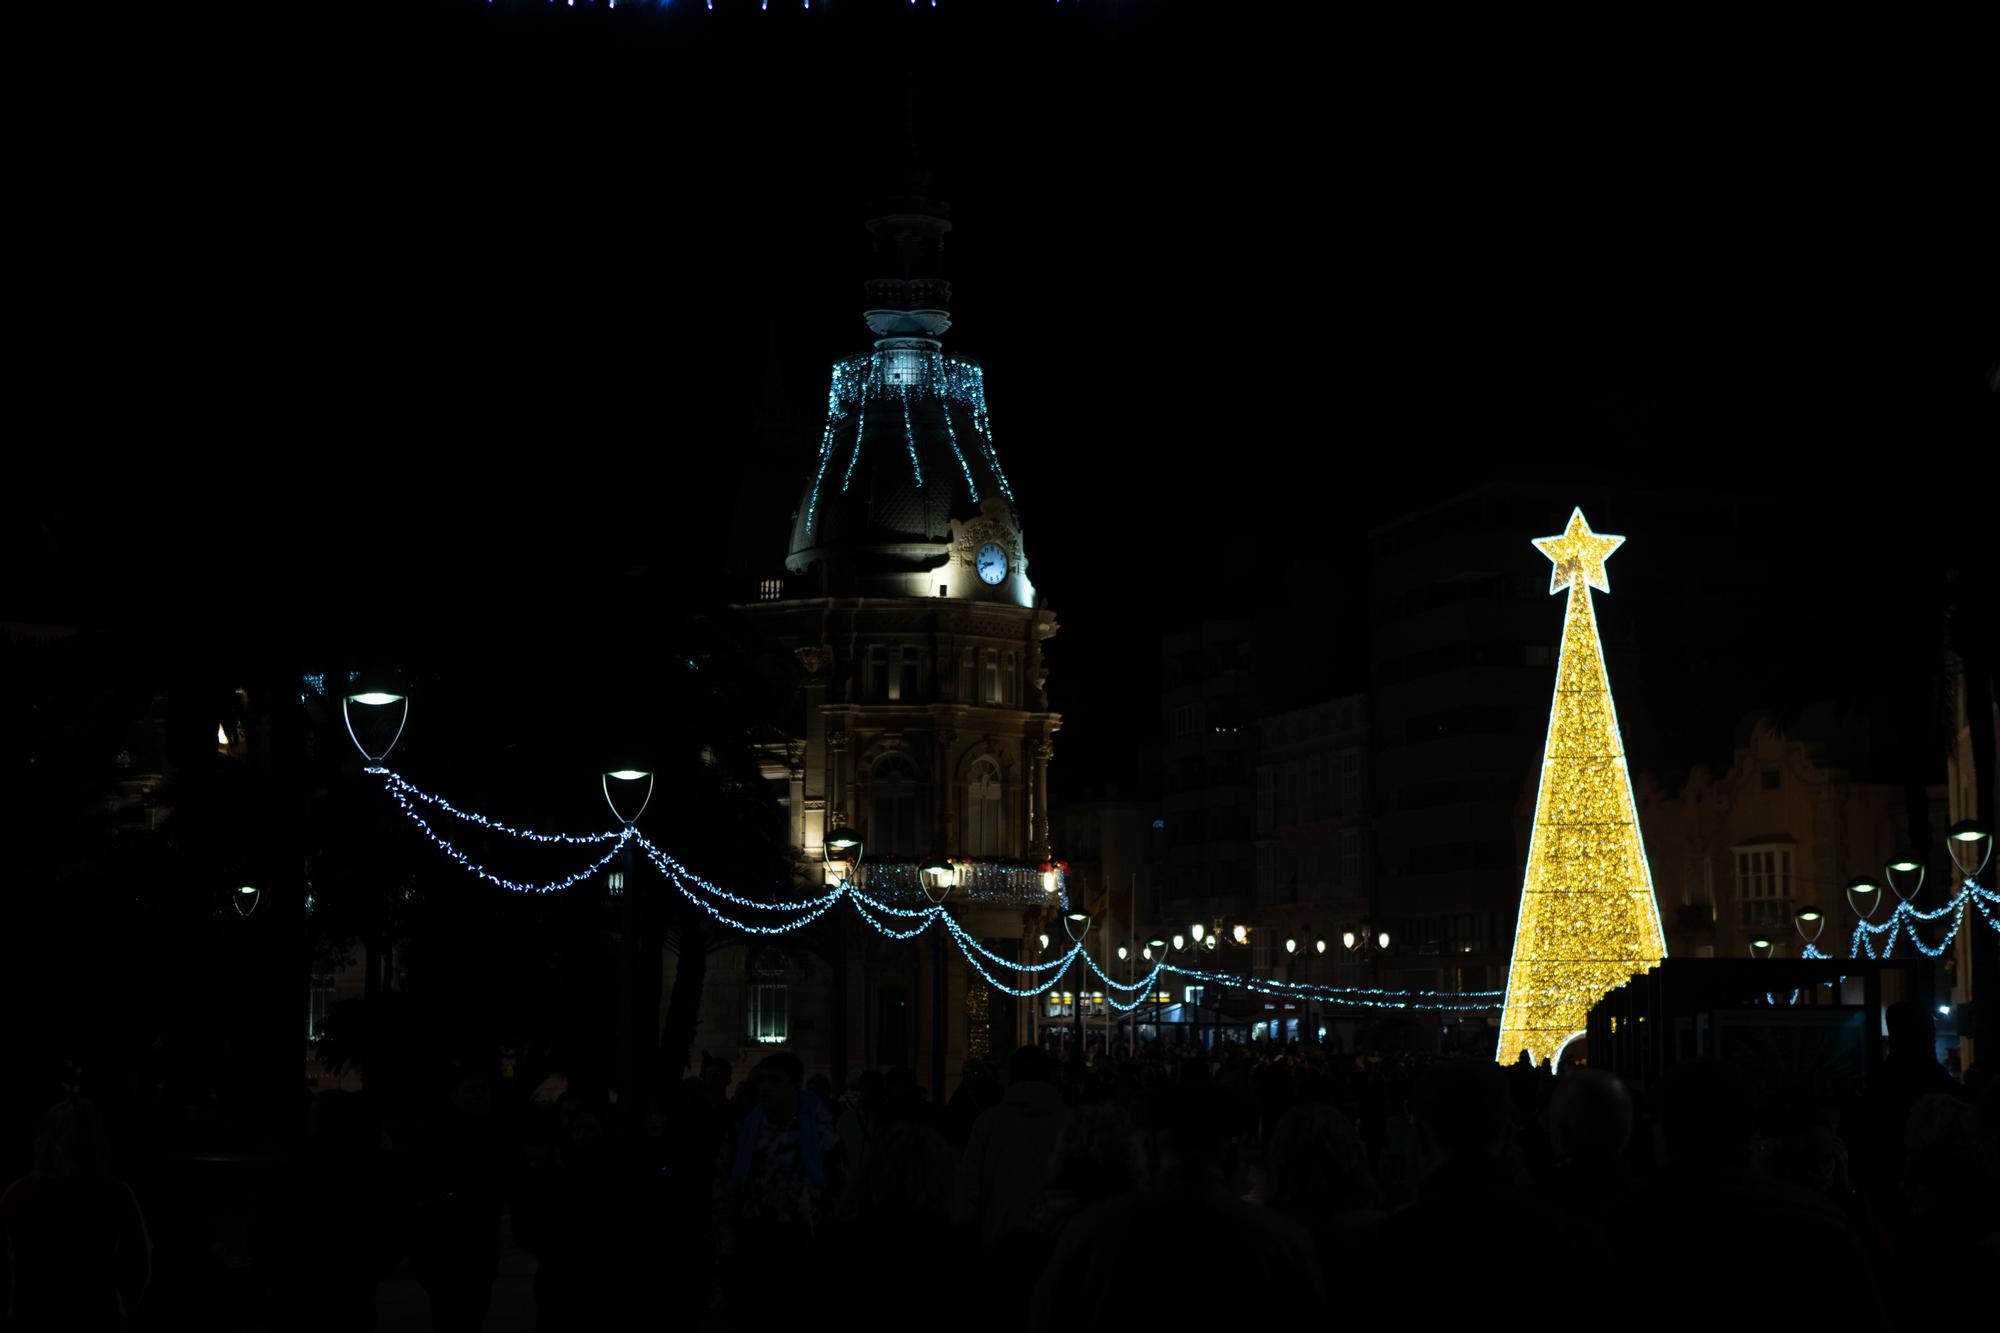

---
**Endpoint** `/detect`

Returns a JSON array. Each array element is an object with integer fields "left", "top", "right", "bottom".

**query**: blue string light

[
  {"left": 384, "top": 783, "right": 628, "bottom": 895},
  {"left": 634, "top": 831, "right": 844, "bottom": 912},
  {"left": 899, "top": 389, "right": 924, "bottom": 489},
  {"left": 938, "top": 394, "right": 979, "bottom": 503},
  {"left": 840, "top": 377, "right": 869, "bottom": 494},
  {"left": 655, "top": 860, "right": 847, "bottom": 934},
  {"left": 385, "top": 771, "right": 622, "bottom": 844},
  {"left": 362, "top": 777, "right": 1994, "bottom": 1016}
]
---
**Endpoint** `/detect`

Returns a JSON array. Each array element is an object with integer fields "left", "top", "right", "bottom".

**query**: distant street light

[
  {"left": 1846, "top": 875, "right": 1883, "bottom": 920},
  {"left": 1886, "top": 853, "right": 1925, "bottom": 904}
]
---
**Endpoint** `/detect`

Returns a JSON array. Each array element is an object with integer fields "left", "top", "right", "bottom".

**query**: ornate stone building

[{"left": 675, "top": 192, "right": 1063, "bottom": 1092}]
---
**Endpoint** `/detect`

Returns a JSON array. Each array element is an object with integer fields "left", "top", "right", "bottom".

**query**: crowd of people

[{"left": 3, "top": 1000, "right": 1997, "bottom": 1331}]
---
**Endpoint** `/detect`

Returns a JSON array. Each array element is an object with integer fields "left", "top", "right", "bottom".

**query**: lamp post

[
  {"left": 1117, "top": 944, "right": 1130, "bottom": 1054},
  {"left": 921, "top": 855, "right": 954, "bottom": 1108},
  {"left": 1948, "top": 820, "right": 1994, "bottom": 1067},
  {"left": 1344, "top": 924, "right": 1390, "bottom": 986},
  {"left": 339, "top": 681, "right": 409, "bottom": 1001},
  {"left": 1144, "top": 938, "right": 1168, "bottom": 1052},
  {"left": 596, "top": 764, "right": 652, "bottom": 1112},
  {"left": 604, "top": 765, "right": 654, "bottom": 1115},
  {"left": 1034, "top": 931, "right": 1050, "bottom": 1048},
  {"left": 825, "top": 826, "right": 863, "bottom": 1083},
  {"left": 1314, "top": 936, "right": 1327, "bottom": 1045},
  {"left": 1064, "top": 911, "right": 1092, "bottom": 1059}
]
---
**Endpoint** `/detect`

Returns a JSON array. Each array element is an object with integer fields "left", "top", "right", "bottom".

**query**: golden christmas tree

[{"left": 1497, "top": 507, "right": 1668, "bottom": 1069}]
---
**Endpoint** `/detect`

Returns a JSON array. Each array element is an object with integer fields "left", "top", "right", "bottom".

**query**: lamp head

[
  {"left": 602, "top": 763, "right": 655, "bottom": 826},
  {"left": 1948, "top": 819, "right": 1991, "bottom": 843},
  {"left": 340, "top": 673, "right": 411, "bottom": 764}
]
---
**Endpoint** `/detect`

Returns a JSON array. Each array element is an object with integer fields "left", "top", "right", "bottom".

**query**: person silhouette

[{"left": 0, "top": 1097, "right": 152, "bottom": 1333}]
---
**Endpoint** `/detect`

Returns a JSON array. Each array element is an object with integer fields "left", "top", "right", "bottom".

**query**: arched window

[
  {"left": 967, "top": 758, "right": 1004, "bottom": 856},
  {"left": 870, "top": 756, "right": 922, "bottom": 858}
]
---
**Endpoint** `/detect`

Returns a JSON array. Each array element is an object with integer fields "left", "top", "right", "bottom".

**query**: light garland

[
  {"left": 1850, "top": 885, "right": 1978, "bottom": 960},
  {"left": 899, "top": 389, "right": 924, "bottom": 490},
  {"left": 1498, "top": 509, "right": 1669, "bottom": 1068},
  {"left": 383, "top": 783, "right": 629, "bottom": 895},
  {"left": 805, "top": 349, "right": 1015, "bottom": 538},
  {"left": 634, "top": 831, "right": 844, "bottom": 912},
  {"left": 386, "top": 771, "right": 623, "bottom": 844},
  {"left": 365, "top": 769, "right": 2000, "bottom": 1023},
  {"left": 1161, "top": 960, "right": 1505, "bottom": 1000}
]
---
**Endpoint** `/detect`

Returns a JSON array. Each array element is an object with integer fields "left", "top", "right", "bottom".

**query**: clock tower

[{"left": 718, "top": 186, "right": 1062, "bottom": 1093}]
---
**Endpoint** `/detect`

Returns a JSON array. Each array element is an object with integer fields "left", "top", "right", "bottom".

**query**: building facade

[
  {"left": 1639, "top": 714, "right": 1926, "bottom": 962},
  {"left": 665, "top": 193, "right": 1064, "bottom": 1092}
]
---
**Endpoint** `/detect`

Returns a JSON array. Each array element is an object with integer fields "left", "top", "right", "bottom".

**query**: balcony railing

[{"left": 855, "top": 859, "right": 1056, "bottom": 908}]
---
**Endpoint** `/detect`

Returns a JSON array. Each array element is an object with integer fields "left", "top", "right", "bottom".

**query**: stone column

[{"left": 1035, "top": 738, "right": 1055, "bottom": 858}]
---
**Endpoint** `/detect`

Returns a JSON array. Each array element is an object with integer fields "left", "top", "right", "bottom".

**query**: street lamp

[
  {"left": 1750, "top": 935, "right": 1775, "bottom": 959},
  {"left": 824, "top": 826, "right": 864, "bottom": 887},
  {"left": 1794, "top": 905, "right": 1824, "bottom": 947},
  {"left": 920, "top": 854, "right": 954, "bottom": 1103},
  {"left": 1190, "top": 923, "right": 1205, "bottom": 944},
  {"left": 1948, "top": 819, "right": 1993, "bottom": 878},
  {"left": 602, "top": 767, "right": 654, "bottom": 826},
  {"left": 1172, "top": 933, "right": 1186, "bottom": 953},
  {"left": 234, "top": 883, "right": 261, "bottom": 918},
  {"left": 1886, "top": 853, "right": 1925, "bottom": 903},
  {"left": 1231, "top": 923, "right": 1249, "bottom": 945},
  {"left": 341, "top": 679, "right": 409, "bottom": 766},
  {"left": 603, "top": 761, "right": 654, "bottom": 1116},
  {"left": 1315, "top": 938, "right": 1327, "bottom": 955},
  {"left": 1063, "top": 912, "right": 1091, "bottom": 1053},
  {"left": 1341, "top": 930, "right": 1357, "bottom": 951},
  {"left": 1284, "top": 938, "right": 1297, "bottom": 955},
  {"left": 1846, "top": 874, "right": 1883, "bottom": 921}
]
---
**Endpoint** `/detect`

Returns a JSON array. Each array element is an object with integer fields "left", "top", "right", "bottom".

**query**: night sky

[{"left": 14, "top": 0, "right": 1996, "bottom": 799}]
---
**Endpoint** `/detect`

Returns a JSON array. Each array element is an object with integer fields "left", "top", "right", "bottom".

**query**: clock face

[{"left": 975, "top": 542, "right": 1008, "bottom": 586}]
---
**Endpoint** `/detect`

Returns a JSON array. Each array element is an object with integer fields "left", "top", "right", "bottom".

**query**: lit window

[
  {"left": 1735, "top": 843, "right": 1794, "bottom": 928},
  {"left": 750, "top": 980, "right": 789, "bottom": 1045},
  {"left": 308, "top": 975, "right": 337, "bottom": 1041}
]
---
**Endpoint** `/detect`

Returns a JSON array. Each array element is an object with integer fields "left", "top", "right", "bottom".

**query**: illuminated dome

[{"left": 785, "top": 196, "right": 1034, "bottom": 607}]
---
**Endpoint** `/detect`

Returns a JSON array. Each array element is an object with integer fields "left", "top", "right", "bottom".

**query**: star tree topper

[{"left": 1533, "top": 506, "right": 1625, "bottom": 594}]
